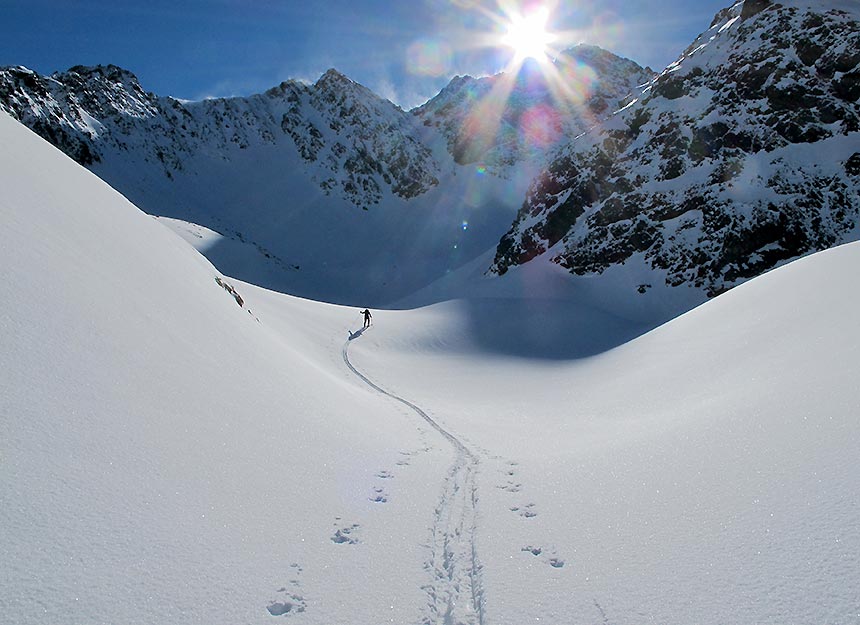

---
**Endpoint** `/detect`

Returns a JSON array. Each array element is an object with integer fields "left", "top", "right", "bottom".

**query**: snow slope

[
  {"left": 350, "top": 242, "right": 860, "bottom": 623},
  {"left": 3, "top": 108, "right": 859, "bottom": 625},
  {"left": 0, "top": 111, "right": 451, "bottom": 625}
]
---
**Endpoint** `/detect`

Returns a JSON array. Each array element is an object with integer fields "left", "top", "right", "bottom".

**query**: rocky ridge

[
  {"left": 0, "top": 65, "right": 439, "bottom": 209},
  {"left": 491, "top": 0, "right": 860, "bottom": 296}
]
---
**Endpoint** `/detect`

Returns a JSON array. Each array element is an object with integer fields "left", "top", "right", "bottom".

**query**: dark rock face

[
  {"left": 741, "top": 0, "right": 772, "bottom": 20},
  {"left": 491, "top": 2, "right": 860, "bottom": 297},
  {"left": 847, "top": 153, "right": 860, "bottom": 177}
]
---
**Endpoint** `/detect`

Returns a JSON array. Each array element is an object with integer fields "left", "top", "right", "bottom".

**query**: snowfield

[{"left": 2, "top": 102, "right": 859, "bottom": 625}]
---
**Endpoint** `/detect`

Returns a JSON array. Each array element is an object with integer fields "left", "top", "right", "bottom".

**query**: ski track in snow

[{"left": 342, "top": 332, "right": 485, "bottom": 625}]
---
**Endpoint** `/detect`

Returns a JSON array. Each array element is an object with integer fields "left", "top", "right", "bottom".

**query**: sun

[{"left": 501, "top": 7, "right": 556, "bottom": 64}]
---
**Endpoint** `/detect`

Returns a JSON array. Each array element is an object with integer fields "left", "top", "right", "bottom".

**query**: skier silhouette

[{"left": 361, "top": 309, "right": 372, "bottom": 328}]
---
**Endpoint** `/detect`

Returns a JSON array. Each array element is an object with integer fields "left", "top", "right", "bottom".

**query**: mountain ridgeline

[
  {"left": 0, "top": 65, "right": 439, "bottom": 209},
  {"left": 1, "top": 0, "right": 859, "bottom": 305}
]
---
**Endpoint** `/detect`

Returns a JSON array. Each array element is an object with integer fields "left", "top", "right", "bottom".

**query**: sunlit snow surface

[{"left": 2, "top": 103, "right": 859, "bottom": 625}]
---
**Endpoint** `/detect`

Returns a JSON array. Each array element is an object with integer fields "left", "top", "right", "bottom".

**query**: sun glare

[
  {"left": 433, "top": 0, "right": 604, "bottom": 177},
  {"left": 501, "top": 8, "right": 556, "bottom": 63}
]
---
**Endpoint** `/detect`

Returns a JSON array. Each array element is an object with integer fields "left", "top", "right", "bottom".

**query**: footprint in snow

[
  {"left": 497, "top": 480, "right": 522, "bottom": 493},
  {"left": 396, "top": 446, "right": 431, "bottom": 466},
  {"left": 510, "top": 503, "right": 537, "bottom": 518},
  {"left": 370, "top": 487, "right": 388, "bottom": 503},
  {"left": 268, "top": 566, "right": 307, "bottom": 616},
  {"left": 285, "top": 563, "right": 302, "bottom": 587},
  {"left": 331, "top": 523, "right": 361, "bottom": 544},
  {"left": 496, "top": 460, "right": 522, "bottom": 492},
  {"left": 396, "top": 450, "right": 413, "bottom": 466},
  {"left": 521, "top": 545, "right": 565, "bottom": 568},
  {"left": 267, "top": 595, "right": 306, "bottom": 617}
]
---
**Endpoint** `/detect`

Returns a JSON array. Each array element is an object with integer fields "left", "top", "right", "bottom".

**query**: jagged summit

[
  {"left": 314, "top": 67, "right": 355, "bottom": 89},
  {"left": 0, "top": 62, "right": 438, "bottom": 207},
  {"left": 63, "top": 63, "right": 141, "bottom": 80}
]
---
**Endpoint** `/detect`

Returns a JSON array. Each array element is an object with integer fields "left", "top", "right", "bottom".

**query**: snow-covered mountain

[
  {"left": 0, "top": 63, "right": 505, "bottom": 305},
  {"left": 3, "top": 108, "right": 859, "bottom": 625},
  {"left": 0, "top": 64, "right": 524, "bottom": 305},
  {"left": 0, "top": 64, "right": 439, "bottom": 208},
  {"left": 415, "top": 45, "right": 654, "bottom": 170},
  {"left": 491, "top": 0, "right": 860, "bottom": 297}
]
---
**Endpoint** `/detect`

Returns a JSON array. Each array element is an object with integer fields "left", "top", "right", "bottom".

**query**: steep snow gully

[{"left": 342, "top": 331, "right": 485, "bottom": 625}]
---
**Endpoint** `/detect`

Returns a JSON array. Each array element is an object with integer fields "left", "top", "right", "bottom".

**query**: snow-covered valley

[
  {"left": 3, "top": 1, "right": 860, "bottom": 622},
  {"left": 3, "top": 75, "right": 859, "bottom": 625}
]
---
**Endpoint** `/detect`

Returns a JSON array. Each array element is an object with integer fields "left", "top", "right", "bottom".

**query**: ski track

[{"left": 343, "top": 331, "right": 485, "bottom": 625}]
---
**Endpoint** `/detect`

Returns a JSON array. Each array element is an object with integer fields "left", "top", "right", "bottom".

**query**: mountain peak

[
  {"left": 61, "top": 64, "right": 143, "bottom": 86},
  {"left": 315, "top": 68, "right": 353, "bottom": 89}
]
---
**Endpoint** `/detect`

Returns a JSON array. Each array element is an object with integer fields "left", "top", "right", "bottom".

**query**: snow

[
  {"left": 3, "top": 82, "right": 860, "bottom": 625},
  {"left": 718, "top": 15, "right": 739, "bottom": 32}
]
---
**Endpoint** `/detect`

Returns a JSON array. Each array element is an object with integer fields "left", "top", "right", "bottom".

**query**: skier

[{"left": 361, "top": 308, "right": 372, "bottom": 328}]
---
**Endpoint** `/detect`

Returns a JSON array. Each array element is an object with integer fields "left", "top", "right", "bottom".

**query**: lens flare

[
  {"left": 519, "top": 103, "right": 562, "bottom": 148},
  {"left": 424, "top": 0, "right": 616, "bottom": 215},
  {"left": 406, "top": 38, "right": 453, "bottom": 77}
]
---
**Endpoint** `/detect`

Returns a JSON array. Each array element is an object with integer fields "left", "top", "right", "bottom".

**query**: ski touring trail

[{"left": 342, "top": 332, "right": 485, "bottom": 625}]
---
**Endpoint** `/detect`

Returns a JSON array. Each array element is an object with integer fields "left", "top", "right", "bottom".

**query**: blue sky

[{"left": 1, "top": 0, "right": 733, "bottom": 108}]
